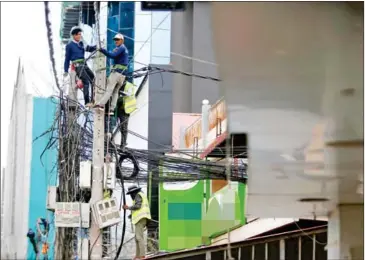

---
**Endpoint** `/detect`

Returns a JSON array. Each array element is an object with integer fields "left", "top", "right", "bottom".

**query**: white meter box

[
  {"left": 55, "top": 202, "right": 90, "bottom": 228},
  {"left": 92, "top": 198, "right": 121, "bottom": 229},
  {"left": 80, "top": 161, "right": 92, "bottom": 189},
  {"left": 103, "top": 162, "right": 116, "bottom": 189},
  {"left": 46, "top": 186, "right": 57, "bottom": 211}
]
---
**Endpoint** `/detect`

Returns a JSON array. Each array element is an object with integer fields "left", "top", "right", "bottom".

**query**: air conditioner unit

[
  {"left": 103, "top": 162, "right": 116, "bottom": 190},
  {"left": 46, "top": 186, "right": 57, "bottom": 211},
  {"left": 55, "top": 202, "right": 90, "bottom": 228},
  {"left": 92, "top": 198, "right": 121, "bottom": 229},
  {"left": 80, "top": 161, "right": 92, "bottom": 189}
]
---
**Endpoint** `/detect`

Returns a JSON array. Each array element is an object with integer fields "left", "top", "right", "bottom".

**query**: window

[
  {"left": 268, "top": 241, "right": 280, "bottom": 260},
  {"left": 315, "top": 233, "right": 327, "bottom": 260},
  {"left": 241, "top": 245, "right": 252, "bottom": 259},
  {"left": 301, "top": 235, "right": 313, "bottom": 260},
  {"left": 99, "top": 204, "right": 104, "bottom": 211},
  {"left": 285, "top": 237, "right": 299, "bottom": 260},
  {"left": 254, "top": 243, "right": 266, "bottom": 260}
]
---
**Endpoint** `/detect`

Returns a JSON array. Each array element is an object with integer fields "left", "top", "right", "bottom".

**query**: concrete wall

[
  {"left": 171, "top": 2, "right": 220, "bottom": 113},
  {"left": 148, "top": 64, "right": 173, "bottom": 224},
  {"left": 27, "top": 97, "right": 58, "bottom": 259}
]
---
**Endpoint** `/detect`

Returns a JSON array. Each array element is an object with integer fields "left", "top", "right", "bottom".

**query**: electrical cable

[
  {"left": 112, "top": 141, "right": 127, "bottom": 260},
  {"left": 42, "top": 4, "right": 246, "bottom": 257},
  {"left": 44, "top": 1, "right": 61, "bottom": 92},
  {"left": 116, "top": 150, "right": 140, "bottom": 180}
]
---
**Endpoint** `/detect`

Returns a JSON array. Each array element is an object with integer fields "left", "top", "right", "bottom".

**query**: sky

[{"left": 1, "top": 2, "right": 62, "bottom": 171}]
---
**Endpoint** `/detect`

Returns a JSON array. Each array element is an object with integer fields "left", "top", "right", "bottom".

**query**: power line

[{"left": 44, "top": 1, "right": 61, "bottom": 92}]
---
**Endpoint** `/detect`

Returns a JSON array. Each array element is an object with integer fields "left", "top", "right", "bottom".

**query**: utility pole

[{"left": 89, "top": 2, "right": 106, "bottom": 259}]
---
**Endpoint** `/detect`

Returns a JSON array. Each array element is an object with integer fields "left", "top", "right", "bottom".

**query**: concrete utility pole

[{"left": 89, "top": 3, "right": 106, "bottom": 259}]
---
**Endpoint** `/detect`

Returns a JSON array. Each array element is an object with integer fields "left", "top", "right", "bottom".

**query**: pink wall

[{"left": 172, "top": 113, "right": 201, "bottom": 149}]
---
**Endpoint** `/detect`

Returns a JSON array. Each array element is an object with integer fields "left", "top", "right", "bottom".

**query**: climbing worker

[
  {"left": 123, "top": 185, "right": 151, "bottom": 260},
  {"left": 116, "top": 79, "right": 137, "bottom": 147},
  {"left": 64, "top": 26, "right": 96, "bottom": 107},
  {"left": 93, "top": 33, "right": 129, "bottom": 112}
]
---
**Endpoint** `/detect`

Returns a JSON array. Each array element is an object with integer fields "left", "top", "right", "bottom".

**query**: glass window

[
  {"left": 151, "top": 11, "right": 171, "bottom": 30},
  {"left": 151, "top": 56, "right": 170, "bottom": 65},
  {"left": 134, "top": 14, "right": 152, "bottom": 42},
  {"left": 151, "top": 29, "right": 171, "bottom": 58},
  {"left": 134, "top": 42, "right": 151, "bottom": 66}
]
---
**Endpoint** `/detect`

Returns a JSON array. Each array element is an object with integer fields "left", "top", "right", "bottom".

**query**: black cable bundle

[
  {"left": 116, "top": 150, "right": 140, "bottom": 180},
  {"left": 112, "top": 142, "right": 127, "bottom": 260}
]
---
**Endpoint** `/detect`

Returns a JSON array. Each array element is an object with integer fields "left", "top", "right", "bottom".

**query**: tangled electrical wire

[
  {"left": 43, "top": 2, "right": 245, "bottom": 259},
  {"left": 38, "top": 98, "right": 248, "bottom": 185}
]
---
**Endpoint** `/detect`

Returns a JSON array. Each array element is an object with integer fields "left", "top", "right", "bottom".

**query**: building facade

[
  {"left": 1, "top": 61, "right": 58, "bottom": 259},
  {"left": 171, "top": 2, "right": 220, "bottom": 113},
  {"left": 158, "top": 99, "right": 247, "bottom": 252}
]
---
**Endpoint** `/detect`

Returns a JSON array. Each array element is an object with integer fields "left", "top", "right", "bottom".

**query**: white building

[
  {"left": 2, "top": 61, "right": 34, "bottom": 259},
  {"left": 211, "top": 2, "right": 363, "bottom": 259},
  {"left": 2, "top": 60, "right": 57, "bottom": 259}
]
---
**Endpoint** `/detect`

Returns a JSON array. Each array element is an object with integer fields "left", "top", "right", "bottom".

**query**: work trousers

[
  {"left": 75, "top": 64, "right": 94, "bottom": 105},
  {"left": 135, "top": 218, "right": 147, "bottom": 257},
  {"left": 118, "top": 110, "right": 130, "bottom": 147},
  {"left": 97, "top": 72, "right": 125, "bottom": 110}
]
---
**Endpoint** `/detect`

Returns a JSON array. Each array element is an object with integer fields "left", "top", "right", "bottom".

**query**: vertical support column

[
  {"left": 201, "top": 99, "right": 211, "bottom": 150},
  {"left": 279, "top": 239, "right": 285, "bottom": 260},
  {"left": 89, "top": 11, "right": 106, "bottom": 257},
  {"left": 327, "top": 204, "right": 364, "bottom": 260}
]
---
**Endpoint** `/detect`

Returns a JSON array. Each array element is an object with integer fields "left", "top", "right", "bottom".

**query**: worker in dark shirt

[
  {"left": 94, "top": 33, "right": 128, "bottom": 113},
  {"left": 64, "top": 26, "right": 96, "bottom": 107}
]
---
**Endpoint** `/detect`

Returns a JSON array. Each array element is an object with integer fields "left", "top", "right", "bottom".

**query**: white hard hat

[
  {"left": 70, "top": 26, "right": 82, "bottom": 36},
  {"left": 113, "top": 33, "right": 124, "bottom": 40}
]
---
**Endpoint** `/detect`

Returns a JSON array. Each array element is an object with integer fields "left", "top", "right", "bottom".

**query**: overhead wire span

[
  {"left": 44, "top": 1, "right": 61, "bottom": 92},
  {"left": 41, "top": 3, "right": 244, "bottom": 257}
]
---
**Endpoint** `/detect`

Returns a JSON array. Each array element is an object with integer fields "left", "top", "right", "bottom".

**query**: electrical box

[
  {"left": 55, "top": 202, "right": 90, "bottom": 228},
  {"left": 46, "top": 186, "right": 57, "bottom": 211},
  {"left": 80, "top": 161, "right": 92, "bottom": 189},
  {"left": 92, "top": 198, "right": 121, "bottom": 229},
  {"left": 103, "top": 162, "right": 116, "bottom": 190}
]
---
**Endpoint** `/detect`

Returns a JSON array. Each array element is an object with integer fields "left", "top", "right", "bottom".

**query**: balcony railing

[{"left": 184, "top": 98, "right": 226, "bottom": 148}]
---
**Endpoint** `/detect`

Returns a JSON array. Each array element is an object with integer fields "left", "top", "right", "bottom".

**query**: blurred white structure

[{"left": 211, "top": 2, "right": 363, "bottom": 259}]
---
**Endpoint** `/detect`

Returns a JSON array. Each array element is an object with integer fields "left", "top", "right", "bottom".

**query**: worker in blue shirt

[
  {"left": 64, "top": 26, "right": 96, "bottom": 107},
  {"left": 94, "top": 33, "right": 129, "bottom": 114}
]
